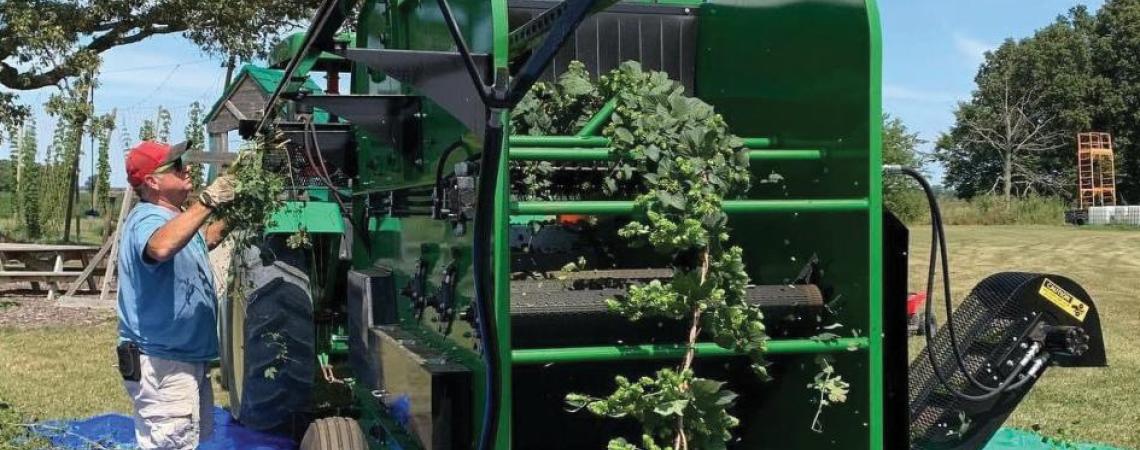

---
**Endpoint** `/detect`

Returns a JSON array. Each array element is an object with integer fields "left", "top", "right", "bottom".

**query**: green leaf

[
  {"left": 644, "top": 144, "right": 661, "bottom": 162},
  {"left": 565, "top": 393, "right": 592, "bottom": 412},
  {"left": 614, "top": 127, "right": 635, "bottom": 143},
  {"left": 604, "top": 177, "right": 618, "bottom": 194},
  {"left": 689, "top": 378, "right": 725, "bottom": 397},
  {"left": 654, "top": 399, "right": 688, "bottom": 417},
  {"left": 656, "top": 191, "right": 686, "bottom": 210},
  {"left": 811, "top": 332, "right": 841, "bottom": 342}
]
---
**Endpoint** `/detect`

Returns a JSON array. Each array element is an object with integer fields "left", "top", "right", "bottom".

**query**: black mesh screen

[
  {"left": 508, "top": 0, "right": 699, "bottom": 92},
  {"left": 908, "top": 272, "right": 1042, "bottom": 447}
]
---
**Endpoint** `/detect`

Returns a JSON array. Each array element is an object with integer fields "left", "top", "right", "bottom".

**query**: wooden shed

[{"left": 194, "top": 65, "right": 325, "bottom": 179}]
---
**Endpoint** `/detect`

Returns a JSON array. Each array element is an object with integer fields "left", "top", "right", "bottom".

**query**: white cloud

[
  {"left": 953, "top": 33, "right": 996, "bottom": 68},
  {"left": 884, "top": 84, "right": 959, "bottom": 103}
]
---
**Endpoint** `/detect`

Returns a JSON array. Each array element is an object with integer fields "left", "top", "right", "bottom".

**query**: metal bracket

[
  {"left": 295, "top": 94, "right": 419, "bottom": 141},
  {"left": 434, "top": 161, "right": 478, "bottom": 236},
  {"left": 402, "top": 259, "right": 430, "bottom": 319},
  {"left": 432, "top": 264, "right": 460, "bottom": 334},
  {"left": 295, "top": 94, "right": 423, "bottom": 165},
  {"left": 344, "top": 49, "right": 490, "bottom": 137},
  {"left": 255, "top": 0, "right": 357, "bottom": 135}
]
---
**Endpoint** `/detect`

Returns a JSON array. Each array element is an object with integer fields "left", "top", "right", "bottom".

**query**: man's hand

[{"left": 199, "top": 175, "right": 236, "bottom": 209}]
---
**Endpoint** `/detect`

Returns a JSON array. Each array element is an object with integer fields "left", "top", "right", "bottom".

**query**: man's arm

[
  {"left": 145, "top": 175, "right": 236, "bottom": 262},
  {"left": 146, "top": 203, "right": 213, "bottom": 262},
  {"left": 204, "top": 219, "right": 229, "bottom": 250}
]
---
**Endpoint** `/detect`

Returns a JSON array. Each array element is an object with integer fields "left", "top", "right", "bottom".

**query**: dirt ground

[{"left": 0, "top": 285, "right": 116, "bottom": 329}]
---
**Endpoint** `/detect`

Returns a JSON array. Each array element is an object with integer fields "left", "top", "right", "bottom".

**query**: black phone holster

[{"left": 116, "top": 341, "right": 142, "bottom": 382}]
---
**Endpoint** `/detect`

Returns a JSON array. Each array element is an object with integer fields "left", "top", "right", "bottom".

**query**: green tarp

[{"left": 984, "top": 428, "right": 1127, "bottom": 450}]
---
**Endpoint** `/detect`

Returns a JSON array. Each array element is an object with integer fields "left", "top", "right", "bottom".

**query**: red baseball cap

[{"left": 125, "top": 140, "right": 191, "bottom": 187}]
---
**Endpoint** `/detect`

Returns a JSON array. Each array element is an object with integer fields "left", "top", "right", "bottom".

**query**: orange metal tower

[{"left": 1077, "top": 132, "right": 1117, "bottom": 209}]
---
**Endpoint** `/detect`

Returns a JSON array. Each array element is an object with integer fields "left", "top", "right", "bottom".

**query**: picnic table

[{"left": 0, "top": 243, "right": 105, "bottom": 300}]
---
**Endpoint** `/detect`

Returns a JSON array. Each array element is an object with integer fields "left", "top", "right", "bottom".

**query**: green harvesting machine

[{"left": 215, "top": 0, "right": 1108, "bottom": 448}]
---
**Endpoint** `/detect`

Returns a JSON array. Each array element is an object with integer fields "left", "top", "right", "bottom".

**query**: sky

[{"left": 0, "top": 0, "right": 1108, "bottom": 188}]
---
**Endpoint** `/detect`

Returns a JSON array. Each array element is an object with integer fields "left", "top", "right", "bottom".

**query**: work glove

[{"left": 200, "top": 175, "right": 236, "bottom": 209}]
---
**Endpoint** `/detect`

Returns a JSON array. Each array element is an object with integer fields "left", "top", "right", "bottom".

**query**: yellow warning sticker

[{"left": 1038, "top": 278, "right": 1088, "bottom": 322}]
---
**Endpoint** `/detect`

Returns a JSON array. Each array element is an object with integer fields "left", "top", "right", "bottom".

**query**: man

[{"left": 116, "top": 140, "right": 236, "bottom": 450}]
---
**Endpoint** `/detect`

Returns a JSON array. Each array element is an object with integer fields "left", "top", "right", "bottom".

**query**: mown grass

[
  {"left": 907, "top": 225, "right": 1140, "bottom": 449},
  {"left": 0, "top": 321, "right": 230, "bottom": 419}
]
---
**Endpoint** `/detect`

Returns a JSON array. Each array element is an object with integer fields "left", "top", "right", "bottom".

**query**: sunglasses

[{"left": 153, "top": 156, "right": 186, "bottom": 174}]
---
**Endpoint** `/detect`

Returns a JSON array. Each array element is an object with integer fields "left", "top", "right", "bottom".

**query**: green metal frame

[
  {"left": 489, "top": 1, "right": 883, "bottom": 448},
  {"left": 512, "top": 338, "right": 870, "bottom": 365},
  {"left": 264, "top": 201, "right": 347, "bottom": 234},
  {"left": 258, "top": 0, "right": 883, "bottom": 448}
]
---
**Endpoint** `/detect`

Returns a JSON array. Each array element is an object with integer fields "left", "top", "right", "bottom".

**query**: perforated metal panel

[
  {"left": 508, "top": 0, "right": 699, "bottom": 92},
  {"left": 909, "top": 272, "right": 1058, "bottom": 449}
]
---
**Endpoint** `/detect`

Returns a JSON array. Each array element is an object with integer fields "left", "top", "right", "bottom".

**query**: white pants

[{"left": 123, "top": 354, "right": 214, "bottom": 450}]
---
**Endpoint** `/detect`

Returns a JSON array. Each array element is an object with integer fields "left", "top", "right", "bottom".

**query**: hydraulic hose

[
  {"left": 884, "top": 165, "right": 1038, "bottom": 401},
  {"left": 433, "top": 141, "right": 471, "bottom": 219},
  {"left": 473, "top": 115, "right": 505, "bottom": 450}
]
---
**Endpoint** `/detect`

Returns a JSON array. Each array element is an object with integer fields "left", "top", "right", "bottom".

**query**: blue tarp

[
  {"left": 35, "top": 407, "right": 295, "bottom": 450},
  {"left": 34, "top": 409, "right": 1130, "bottom": 450}
]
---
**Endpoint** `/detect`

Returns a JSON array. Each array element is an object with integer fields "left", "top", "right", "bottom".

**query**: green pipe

[
  {"left": 749, "top": 149, "right": 823, "bottom": 161},
  {"left": 510, "top": 198, "right": 870, "bottom": 215},
  {"left": 512, "top": 338, "right": 869, "bottom": 365},
  {"left": 741, "top": 137, "right": 773, "bottom": 148},
  {"left": 508, "top": 148, "right": 823, "bottom": 162},
  {"left": 576, "top": 98, "right": 618, "bottom": 137},
  {"left": 507, "top": 135, "right": 777, "bottom": 149},
  {"left": 492, "top": 111, "right": 514, "bottom": 445},
  {"left": 509, "top": 148, "right": 612, "bottom": 161},
  {"left": 508, "top": 135, "right": 610, "bottom": 148}
]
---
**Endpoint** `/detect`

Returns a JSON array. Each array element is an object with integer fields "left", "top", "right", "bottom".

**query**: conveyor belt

[{"left": 509, "top": 268, "right": 825, "bottom": 347}]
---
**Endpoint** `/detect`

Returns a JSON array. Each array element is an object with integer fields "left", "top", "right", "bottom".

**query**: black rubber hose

[
  {"left": 885, "top": 165, "right": 1032, "bottom": 401},
  {"left": 473, "top": 118, "right": 505, "bottom": 450},
  {"left": 433, "top": 141, "right": 469, "bottom": 218}
]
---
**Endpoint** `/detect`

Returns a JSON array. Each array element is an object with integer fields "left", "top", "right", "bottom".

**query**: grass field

[{"left": 0, "top": 225, "right": 1137, "bottom": 448}]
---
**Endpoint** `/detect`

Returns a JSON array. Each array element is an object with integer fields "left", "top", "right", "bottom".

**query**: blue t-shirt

[{"left": 116, "top": 202, "right": 219, "bottom": 362}]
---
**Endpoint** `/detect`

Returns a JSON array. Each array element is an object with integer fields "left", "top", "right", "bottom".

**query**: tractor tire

[
  {"left": 222, "top": 235, "right": 317, "bottom": 433},
  {"left": 210, "top": 239, "right": 235, "bottom": 391},
  {"left": 299, "top": 417, "right": 368, "bottom": 450}
]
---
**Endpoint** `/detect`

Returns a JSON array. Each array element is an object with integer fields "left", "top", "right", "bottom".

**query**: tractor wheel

[
  {"left": 211, "top": 239, "right": 235, "bottom": 391},
  {"left": 222, "top": 235, "right": 317, "bottom": 433},
  {"left": 299, "top": 417, "right": 368, "bottom": 450}
]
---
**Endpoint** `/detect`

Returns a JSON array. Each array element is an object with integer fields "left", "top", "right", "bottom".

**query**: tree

[
  {"left": 936, "top": 7, "right": 1100, "bottom": 200},
  {"left": 0, "top": 95, "right": 30, "bottom": 145},
  {"left": 138, "top": 119, "right": 156, "bottom": 141},
  {"left": 13, "top": 118, "right": 35, "bottom": 219},
  {"left": 1094, "top": 0, "right": 1140, "bottom": 202},
  {"left": 940, "top": 79, "right": 1066, "bottom": 202},
  {"left": 38, "top": 120, "right": 72, "bottom": 235},
  {"left": 882, "top": 114, "right": 927, "bottom": 221},
  {"left": 17, "top": 121, "right": 41, "bottom": 239},
  {"left": 184, "top": 102, "right": 206, "bottom": 189},
  {"left": 0, "top": 158, "right": 14, "bottom": 193},
  {"left": 157, "top": 107, "right": 172, "bottom": 142},
  {"left": 45, "top": 72, "right": 97, "bottom": 241},
  {"left": 0, "top": 0, "right": 329, "bottom": 145},
  {"left": 93, "top": 112, "right": 115, "bottom": 214}
]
